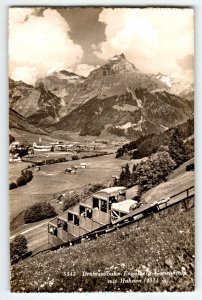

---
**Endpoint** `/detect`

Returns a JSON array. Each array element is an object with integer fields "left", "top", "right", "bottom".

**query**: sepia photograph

[{"left": 8, "top": 6, "right": 194, "bottom": 292}]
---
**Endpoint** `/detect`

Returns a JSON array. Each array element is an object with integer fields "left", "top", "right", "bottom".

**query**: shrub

[
  {"left": 16, "top": 176, "right": 27, "bottom": 187},
  {"left": 87, "top": 183, "right": 106, "bottom": 194},
  {"left": 9, "top": 182, "right": 17, "bottom": 190},
  {"left": 16, "top": 170, "right": 33, "bottom": 187},
  {"left": 37, "top": 161, "right": 45, "bottom": 166},
  {"left": 117, "top": 151, "right": 176, "bottom": 194},
  {"left": 72, "top": 155, "right": 79, "bottom": 160},
  {"left": 58, "top": 157, "right": 66, "bottom": 163},
  {"left": 46, "top": 159, "right": 54, "bottom": 164},
  {"left": 133, "top": 151, "right": 176, "bottom": 193},
  {"left": 63, "top": 192, "right": 81, "bottom": 211},
  {"left": 10, "top": 234, "right": 28, "bottom": 263},
  {"left": 24, "top": 201, "right": 57, "bottom": 223},
  {"left": 82, "top": 183, "right": 107, "bottom": 199},
  {"left": 21, "top": 169, "right": 33, "bottom": 183},
  {"left": 117, "top": 163, "right": 133, "bottom": 188}
]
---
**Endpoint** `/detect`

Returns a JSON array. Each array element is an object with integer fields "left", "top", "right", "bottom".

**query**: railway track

[{"left": 20, "top": 184, "right": 193, "bottom": 261}]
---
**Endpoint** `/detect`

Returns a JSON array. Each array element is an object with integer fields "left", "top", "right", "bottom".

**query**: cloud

[
  {"left": 94, "top": 8, "right": 194, "bottom": 78},
  {"left": 9, "top": 8, "right": 83, "bottom": 84},
  {"left": 74, "top": 64, "right": 100, "bottom": 77},
  {"left": 177, "top": 54, "right": 193, "bottom": 71},
  {"left": 11, "top": 66, "right": 39, "bottom": 85}
]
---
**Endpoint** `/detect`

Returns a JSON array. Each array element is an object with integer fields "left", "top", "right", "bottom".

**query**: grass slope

[
  {"left": 11, "top": 204, "right": 194, "bottom": 292},
  {"left": 10, "top": 154, "right": 134, "bottom": 221},
  {"left": 142, "top": 158, "right": 194, "bottom": 203}
]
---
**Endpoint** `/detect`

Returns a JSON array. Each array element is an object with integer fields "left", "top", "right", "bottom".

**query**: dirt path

[
  {"left": 10, "top": 220, "right": 49, "bottom": 239},
  {"left": 10, "top": 219, "right": 52, "bottom": 252}
]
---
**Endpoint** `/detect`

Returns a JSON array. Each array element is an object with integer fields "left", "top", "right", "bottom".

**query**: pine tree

[
  {"left": 118, "top": 163, "right": 132, "bottom": 187},
  {"left": 168, "top": 128, "right": 187, "bottom": 167},
  {"left": 125, "top": 163, "right": 131, "bottom": 179}
]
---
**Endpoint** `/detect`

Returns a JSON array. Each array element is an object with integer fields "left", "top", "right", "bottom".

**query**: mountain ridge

[
  {"left": 9, "top": 108, "right": 46, "bottom": 134},
  {"left": 54, "top": 87, "right": 193, "bottom": 138},
  {"left": 9, "top": 54, "right": 194, "bottom": 138}
]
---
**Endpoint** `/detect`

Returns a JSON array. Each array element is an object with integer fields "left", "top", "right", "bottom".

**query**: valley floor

[{"left": 10, "top": 154, "right": 131, "bottom": 222}]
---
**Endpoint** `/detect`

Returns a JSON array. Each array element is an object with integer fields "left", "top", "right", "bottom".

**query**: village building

[{"left": 80, "top": 162, "right": 87, "bottom": 169}]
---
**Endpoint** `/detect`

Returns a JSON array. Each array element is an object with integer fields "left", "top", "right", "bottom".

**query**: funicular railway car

[
  {"left": 111, "top": 199, "right": 139, "bottom": 222},
  {"left": 48, "top": 186, "right": 128, "bottom": 246}
]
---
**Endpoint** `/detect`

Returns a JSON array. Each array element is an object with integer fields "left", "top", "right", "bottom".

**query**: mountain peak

[
  {"left": 119, "top": 53, "right": 126, "bottom": 59},
  {"left": 109, "top": 53, "right": 126, "bottom": 62}
]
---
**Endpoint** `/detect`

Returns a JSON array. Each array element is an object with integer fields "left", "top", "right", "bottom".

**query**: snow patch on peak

[
  {"left": 156, "top": 75, "right": 172, "bottom": 87},
  {"left": 109, "top": 53, "right": 126, "bottom": 61},
  {"left": 110, "top": 57, "right": 119, "bottom": 61}
]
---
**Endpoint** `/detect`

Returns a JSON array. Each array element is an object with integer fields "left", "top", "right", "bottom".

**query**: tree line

[
  {"left": 116, "top": 127, "right": 194, "bottom": 196},
  {"left": 116, "top": 119, "right": 194, "bottom": 159}
]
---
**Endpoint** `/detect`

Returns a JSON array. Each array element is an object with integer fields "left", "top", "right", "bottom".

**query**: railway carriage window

[
  {"left": 86, "top": 208, "right": 92, "bottom": 219},
  {"left": 109, "top": 196, "right": 116, "bottom": 210},
  {"left": 68, "top": 213, "right": 73, "bottom": 222},
  {"left": 118, "top": 192, "right": 126, "bottom": 202},
  {"left": 119, "top": 191, "right": 126, "bottom": 196},
  {"left": 57, "top": 218, "right": 63, "bottom": 228},
  {"left": 49, "top": 225, "right": 57, "bottom": 236},
  {"left": 100, "top": 199, "right": 107, "bottom": 213},
  {"left": 109, "top": 196, "right": 116, "bottom": 202},
  {"left": 63, "top": 221, "right": 68, "bottom": 231},
  {"left": 80, "top": 205, "right": 86, "bottom": 216},
  {"left": 74, "top": 215, "right": 80, "bottom": 226},
  {"left": 93, "top": 197, "right": 99, "bottom": 209}
]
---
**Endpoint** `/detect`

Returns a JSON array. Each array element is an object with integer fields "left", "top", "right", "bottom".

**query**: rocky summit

[{"left": 9, "top": 78, "right": 62, "bottom": 126}]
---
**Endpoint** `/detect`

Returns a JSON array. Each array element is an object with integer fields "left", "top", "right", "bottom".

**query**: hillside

[
  {"left": 116, "top": 118, "right": 194, "bottom": 159},
  {"left": 35, "top": 70, "right": 86, "bottom": 117},
  {"left": 9, "top": 79, "right": 62, "bottom": 126},
  {"left": 11, "top": 204, "right": 194, "bottom": 292},
  {"left": 141, "top": 157, "right": 194, "bottom": 203},
  {"left": 9, "top": 108, "right": 46, "bottom": 134},
  {"left": 54, "top": 89, "right": 193, "bottom": 137}
]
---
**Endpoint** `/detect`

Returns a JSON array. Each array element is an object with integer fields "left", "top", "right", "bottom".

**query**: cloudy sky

[{"left": 9, "top": 7, "right": 194, "bottom": 84}]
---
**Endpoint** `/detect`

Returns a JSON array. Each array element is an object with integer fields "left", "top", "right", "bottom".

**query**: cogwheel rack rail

[{"left": 14, "top": 184, "right": 194, "bottom": 263}]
